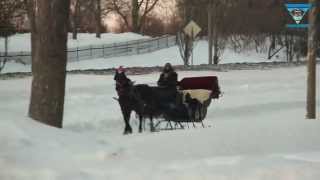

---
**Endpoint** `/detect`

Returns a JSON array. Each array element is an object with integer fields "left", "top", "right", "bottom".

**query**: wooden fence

[{"left": 0, "top": 35, "right": 177, "bottom": 64}]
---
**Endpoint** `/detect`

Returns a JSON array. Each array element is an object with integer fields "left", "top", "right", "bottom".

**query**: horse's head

[
  {"left": 114, "top": 71, "right": 134, "bottom": 96},
  {"left": 114, "top": 71, "right": 127, "bottom": 83}
]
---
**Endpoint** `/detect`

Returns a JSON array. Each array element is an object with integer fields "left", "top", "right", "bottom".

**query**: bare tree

[
  {"left": 212, "top": 0, "right": 227, "bottom": 64},
  {"left": 134, "top": 0, "right": 160, "bottom": 33},
  {"left": 306, "top": 0, "right": 319, "bottom": 119},
  {"left": 177, "top": 0, "right": 227, "bottom": 65},
  {"left": 0, "top": 35, "right": 10, "bottom": 72},
  {"left": 105, "top": 0, "right": 131, "bottom": 28},
  {"left": 207, "top": 0, "right": 228, "bottom": 64},
  {"left": 176, "top": 0, "right": 194, "bottom": 66},
  {"left": 25, "top": 0, "right": 70, "bottom": 128},
  {"left": 69, "top": 0, "right": 105, "bottom": 36},
  {"left": 0, "top": 0, "right": 24, "bottom": 72},
  {"left": 95, "top": 0, "right": 102, "bottom": 37},
  {"left": 70, "top": 0, "right": 81, "bottom": 39},
  {"left": 105, "top": 0, "right": 160, "bottom": 33}
]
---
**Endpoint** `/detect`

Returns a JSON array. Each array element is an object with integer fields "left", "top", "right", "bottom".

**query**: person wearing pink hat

[{"left": 116, "top": 66, "right": 125, "bottom": 74}]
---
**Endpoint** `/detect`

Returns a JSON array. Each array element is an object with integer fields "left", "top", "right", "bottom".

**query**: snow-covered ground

[
  {"left": 0, "top": 32, "right": 149, "bottom": 52},
  {"left": 1, "top": 40, "right": 287, "bottom": 74},
  {"left": 1, "top": 66, "right": 320, "bottom": 180}
]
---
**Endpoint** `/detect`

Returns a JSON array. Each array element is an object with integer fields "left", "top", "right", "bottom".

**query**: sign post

[
  {"left": 183, "top": 20, "right": 201, "bottom": 66},
  {"left": 306, "top": 0, "right": 317, "bottom": 119}
]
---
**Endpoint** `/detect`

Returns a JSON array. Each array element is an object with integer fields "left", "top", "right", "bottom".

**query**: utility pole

[{"left": 306, "top": 0, "right": 318, "bottom": 119}]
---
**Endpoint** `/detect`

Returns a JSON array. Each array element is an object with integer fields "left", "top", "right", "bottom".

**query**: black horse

[{"left": 114, "top": 71, "right": 158, "bottom": 134}]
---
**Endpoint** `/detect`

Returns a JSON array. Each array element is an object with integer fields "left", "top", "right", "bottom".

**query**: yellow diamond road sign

[{"left": 183, "top": 20, "right": 202, "bottom": 38}]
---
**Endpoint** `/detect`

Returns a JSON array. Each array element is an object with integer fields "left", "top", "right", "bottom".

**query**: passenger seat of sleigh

[
  {"left": 178, "top": 76, "right": 221, "bottom": 99},
  {"left": 177, "top": 76, "right": 221, "bottom": 120},
  {"left": 180, "top": 89, "right": 212, "bottom": 104},
  {"left": 158, "top": 89, "right": 214, "bottom": 121},
  {"left": 181, "top": 90, "right": 212, "bottom": 120}
]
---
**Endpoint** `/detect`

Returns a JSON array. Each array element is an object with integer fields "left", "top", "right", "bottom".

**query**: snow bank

[{"left": 1, "top": 66, "right": 320, "bottom": 180}]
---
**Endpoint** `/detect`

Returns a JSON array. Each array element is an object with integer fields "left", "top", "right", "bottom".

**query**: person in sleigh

[
  {"left": 157, "top": 63, "right": 178, "bottom": 88},
  {"left": 156, "top": 63, "right": 179, "bottom": 110}
]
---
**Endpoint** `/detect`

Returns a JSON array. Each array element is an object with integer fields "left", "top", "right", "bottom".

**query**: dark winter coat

[{"left": 157, "top": 71, "right": 178, "bottom": 88}]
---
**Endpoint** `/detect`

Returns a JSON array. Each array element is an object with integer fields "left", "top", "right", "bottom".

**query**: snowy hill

[{"left": 1, "top": 66, "right": 320, "bottom": 180}]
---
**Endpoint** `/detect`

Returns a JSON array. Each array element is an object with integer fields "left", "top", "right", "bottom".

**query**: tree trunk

[
  {"left": 285, "top": 33, "right": 294, "bottom": 62},
  {"left": 184, "top": 0, "right": 193, "bottom": 66},
  {"left": 213, "top": 27, "right": 219, "bottom": 65},
  {"left": 72, "top": 23, "right": 77, "bottom": 39},
  {"left": 208, "top": 0, "right": 213, "bottom": 65},
  {"left": 72, "top": 0, "right": 80, "bottom": 40},
  {"left": 95, "top": 0, "right": 101, "bottom": 38},
  {"left": 268, "top": 35, "right": 276, "bottom": 59},
  {"left": 131, "top": 0, "right": 139, "bottom": 33},
  {"left": 0, "top": 36, "right": 8, "bottom": 72},
  {"left": 212, "top": 4, "right": 219, "bottom": 65},
  {"left": 306, "top": 0, "right": 318, "bottom": 119},
  {"left": 289, "top": 35, "right": 294, "bottom": 62},
  {"left": 28, "top": 0, "right": 70, "bottom": 128}
]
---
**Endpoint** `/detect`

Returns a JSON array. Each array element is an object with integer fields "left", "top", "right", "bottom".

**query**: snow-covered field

[
  {"left": 1, "top": 66, "right": 320, "bottom": 180},
  {"left": 1, "top": 32, "right": 292, "bottom": 73},
  {"left": 0, "top": 32, "right": 149, "bottom": 52},
  {"left": 1, "top": 40, "right": 287, "bottom": 74}
]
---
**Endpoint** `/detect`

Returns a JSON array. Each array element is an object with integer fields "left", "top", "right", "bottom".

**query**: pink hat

[{"left": 117, "top": 66, "right": 125, "bottom": 73}]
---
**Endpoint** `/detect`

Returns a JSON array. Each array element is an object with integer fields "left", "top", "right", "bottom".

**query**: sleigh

[{"left": 154, "top": 76, "right": 221, "bottom": 130}]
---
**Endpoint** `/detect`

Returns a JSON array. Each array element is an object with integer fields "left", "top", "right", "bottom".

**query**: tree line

[{"left": 177, "top": 0, "right": 319, "bottom": 64}]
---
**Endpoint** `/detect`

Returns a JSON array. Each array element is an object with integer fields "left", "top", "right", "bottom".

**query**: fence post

[
  {"left": 76, "top": 47, "right": 79, "bottom": 61},
  {"left": 102, "top": 44, "right": 105, "bottom": 57},
  {"left": 175, "top": 35, "right": 178, "bottom": 45},
  {"left": 126, "top": 42, "right": 129, "bottom": 55},
  {"left": 137, "top": 40, "right": 140, "bottom": 54},
  {"left": 20, "top": 51, "right": 23, "bottom": 64},
  {"left": 166, "top": 36, "right": 169, "bottom": 47},
  {"left": 112, "top": 43, "right": 116, "bottom": 57},
  {"left": 90, "top": 45, "right": 93, "bottom": 58},
  {"left": 157, "top": 37, "right": 160, "bottom": 49}
]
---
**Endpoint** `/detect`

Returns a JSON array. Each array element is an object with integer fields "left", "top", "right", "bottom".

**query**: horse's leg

[
  {"left": 150, "top": 115, "right": 155, "bottom": 132},
  {"left": 168, "top": 121, "right": 174, "bottom": 130},
  {"left": 138, "top": 115, "right": 143, "bottom": 133},
  {"left": 179, "top": 122, "right": 184, "bottom": 129},
  {"left": 121, "top": 105, "right": 132, "bottom": 134},
  {"left": 124, "top": 111, "right": 133, "bottom": 134}
]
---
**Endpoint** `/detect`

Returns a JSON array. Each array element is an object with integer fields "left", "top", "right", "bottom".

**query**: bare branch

[
  {"left": 138, "top": 0, "right": 144, "bottom": 9},
  {"left": 111, "top": 0, "right": 130, "bottom": 28}
]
